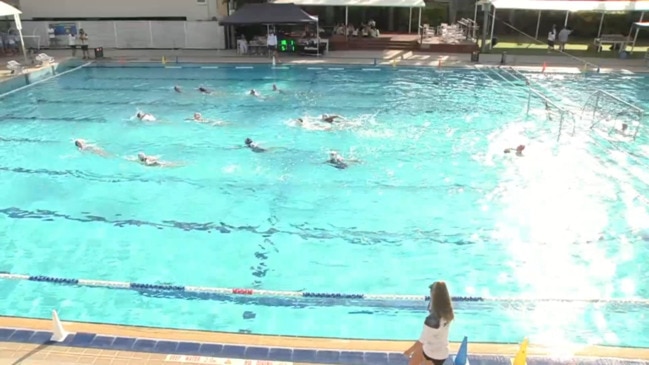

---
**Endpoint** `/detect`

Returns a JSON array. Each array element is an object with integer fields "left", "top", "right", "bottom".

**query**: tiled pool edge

[
  {"left": 1, "top": 317, "right": 649, "bottom": 365},
  {"left": 0, "top": 328, "right": 646, "bottom": 365}
]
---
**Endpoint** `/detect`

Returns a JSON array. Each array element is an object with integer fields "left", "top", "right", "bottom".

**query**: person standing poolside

[
  {"left": 267, "top": 31, "right": 279, "bottom": 62},
  {"left": 557, "top": 26, "right": 572, "bottom": 52},
  {"left": 68, "top": 32, "right": 77, "bottom": 56},
  {"left": 547, "top": 24, "right": 556, "bottom": 52},
  {"left": 403, "top": 281, "right": 455, "bottom": 365},
  {"left": 78, "top": 29, "right": 90, "bottom": 59}
]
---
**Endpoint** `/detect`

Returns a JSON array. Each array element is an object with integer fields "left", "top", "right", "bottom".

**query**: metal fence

[{"left": 16, "top": 20, "right": 225, "bottom": 50}]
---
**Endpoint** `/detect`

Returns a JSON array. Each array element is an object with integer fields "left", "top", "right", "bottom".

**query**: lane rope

[{"left": 0, "top": 273, "right": 647, "bottom": 305}]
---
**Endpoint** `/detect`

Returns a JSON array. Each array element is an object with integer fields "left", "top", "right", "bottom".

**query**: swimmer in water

[
  {"left": 198, "top": 86, "right": 211, "bottom": 94},
  {"left": 295, "top": 117, "right": 331, "bottom": 131},
  {"left": 504, "top": 144, "right": 525, "bottom": 157},
  {"left": 174, "top": 85, "right": 182, "bottom": 93},
  {"left": 327, "top": 151, "right": 349, "bottom": 169},
  {"left": 249, "top": 89, "right": 261, "bottom": 97},
  {"left": 244, "top": 138, "right": 266, "bottom": 153},
  {"left": 272, "top": 84, "right": 284, "bottom": 93},
  {"left": 136, "top": 111, "right": 157, "bottom": 122},
  {"left": 134, "top": 152, "right": 181, "bottom": 167},
  {"left": 74, "top": 139, "right": 109, "bottom": 157},
  {"left": 620, "top": 123, "right": 629, "bottom": 135},
  {"left": 321, "top": 114, "right": 343, "bottom": 123},
  {"left": 186, "top": 112, "right": 225, "bottom": 125},
  {"left": 187, "top": 112, "right": 206, "bottom": 122}
]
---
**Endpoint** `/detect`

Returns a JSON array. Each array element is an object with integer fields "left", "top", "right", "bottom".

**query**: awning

[
  {"left": 220, "top": 3, "right": 318, "bottom": 25},
  {"left": 0, "top": 0, "right": 21, "bottom": 17},
  {"left": 273, "top": 0, "right": 425, "bottom": 8},
  {"left": 487, "top": 0, "right": 649, "bottom": 12},
  {"left": 634, "top": 21, "right": 649, "bottom": 28}
]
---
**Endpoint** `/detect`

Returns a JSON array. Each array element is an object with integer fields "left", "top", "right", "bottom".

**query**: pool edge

[{"left": 1, "top": 316, "right": 648, "bottom": 360}]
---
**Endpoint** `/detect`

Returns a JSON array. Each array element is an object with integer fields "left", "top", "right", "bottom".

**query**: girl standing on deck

[{"left": 403, "top": 281, "right": 455, "bottom": 365}]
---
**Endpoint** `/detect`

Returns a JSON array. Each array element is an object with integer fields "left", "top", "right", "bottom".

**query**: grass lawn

[{"left": 486, "top": 35, "right": 649, "bottom": 58}]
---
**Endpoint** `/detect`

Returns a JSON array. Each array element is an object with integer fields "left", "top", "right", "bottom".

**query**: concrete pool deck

[
  {"left": 1, "top": 316, "right": 648, "bottom": 365},
  {"left": 1, "top": 49, "right": 649, "bottom": 80}
]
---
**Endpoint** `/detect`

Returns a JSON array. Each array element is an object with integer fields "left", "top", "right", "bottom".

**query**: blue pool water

[{"left": 1, "top": 63, "right": 649, "bottom": 347}]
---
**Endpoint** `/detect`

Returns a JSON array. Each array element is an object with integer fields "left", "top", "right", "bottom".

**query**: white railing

[{"left": 16, "top": 20, "right": 225, "bottom": 50}]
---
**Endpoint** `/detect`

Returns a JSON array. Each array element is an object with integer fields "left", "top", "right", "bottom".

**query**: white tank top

[{"left": 418, "top": 319, "right": 451, "bottom": 360}]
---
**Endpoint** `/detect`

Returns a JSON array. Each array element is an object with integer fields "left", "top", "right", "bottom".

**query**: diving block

[
  {"left": 6, "top": 60, "right": 23, "bottom": 74},
  {"left": 51, "top": 309, "right": 71, "bottom": 342},
  {"left": 511, "top": 338, "right": 529, "bottom": 365},
  {"left": 35, "top": 53, "right": 55, "bottom": 67}
]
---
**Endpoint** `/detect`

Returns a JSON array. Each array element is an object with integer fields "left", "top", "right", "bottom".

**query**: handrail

[{"left": 528, "top": 87, "right": 566, "bottom": 113}]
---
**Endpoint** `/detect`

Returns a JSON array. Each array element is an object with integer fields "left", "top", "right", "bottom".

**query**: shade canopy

[
  {"left": 0, "top": 1, "right": 21, "bottom": 17},
  {"left": 634, "top": 21, "right": 649, "bottom": 28},
  {"left": 486, "top": 0, "right": 649, "bottom": 12},
  {"left": 220, "top": 3, "right": 317, "bottom": 25},
  {"left": 273, "top": 0, "right": 425, "bottom": 8}
]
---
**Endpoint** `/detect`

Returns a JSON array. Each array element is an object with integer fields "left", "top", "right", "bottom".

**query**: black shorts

[
  {"left": 70, "top": 45, "right": 77, "bottom": 49},
  {"left": 548, "top": 40, "right": 555, "bottom": 47},
  {"left": 423, "top": 352, "right": 446, "bottom": 365},
  {"left": 268, "top": 45, "right": 276, "bottom": 51},
  {"left": 81, "top": 45, "right": 88, "bottom": 50}
]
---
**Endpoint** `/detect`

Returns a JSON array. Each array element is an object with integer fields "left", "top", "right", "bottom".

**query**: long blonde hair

[{"left": 431, "top": 281, "right": 454, "bottom": 322}]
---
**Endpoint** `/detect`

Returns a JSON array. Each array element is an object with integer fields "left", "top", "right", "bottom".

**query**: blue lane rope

[{"left": 0, "top": 273, "right": 647, "bottom": 305}]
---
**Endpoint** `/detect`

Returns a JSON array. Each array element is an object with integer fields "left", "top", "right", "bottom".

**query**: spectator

[
  {"left": 547, "top": 24, "right": 556, "bottom": 52},
  {"left": 403, "top": 281, "right": 455, "bottom": 365},
  {"left": 558, "top": 26, "right": 572, "bottom": 52},
  {"left": 68, "top": 32, "right": 77, "bottom": 56},
  {"left": 79, "top": 28, "right": 90, "bottom": 59}
]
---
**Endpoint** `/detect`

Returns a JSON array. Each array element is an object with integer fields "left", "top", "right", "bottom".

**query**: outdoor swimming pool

[{"left": 0, "top": 63, "right": 648, "bottom": 347}]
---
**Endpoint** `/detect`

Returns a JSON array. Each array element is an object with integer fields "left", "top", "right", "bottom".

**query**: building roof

[
  {"left": 0, "top": 1, "right": 21, "bottom": 17},
  {"left": 486, "top": 0, "right": 649, "bottom": 12},
  {"left": 273, "top": 0, "right": 425, "bottom": 8},
  {"left": 220, "top": 3, "right": 317, "bottom": 25}
]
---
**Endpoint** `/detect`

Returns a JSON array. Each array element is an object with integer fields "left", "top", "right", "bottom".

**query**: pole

[
  {"left": 418, "top": 7, "right": 422, "bottom": 38},
  {"left": 409, "top": 8, "right": 412, "bottom": 33},
  {"left": 534, "top": 10, "right": 541, "bottom": 39},
  {"left": 13, "top": 14, "right": 28, "bottom": 64},
  {"left": 316, "top": 18, "right": 320, "bottom": 57},
  {"left": 597, "top": 12, "right": 605, "bottom": 39},
  {"left": 564, "top": 11, "right": 569, "bottom": 27},
  {"left": 480, "top": 3, "right": 489, "bottom": 52},
  {"left": 345, "top": 6, "right": 349, "bottom": 39},
  {"left": 489, "top": 7, "right": 496, "bottom": 51},
  {"left": 630, "top": 11, "right": 645, "bottom": 54},
  {"left": 473, "top": 2, "right": 478, "bottom": 23}
]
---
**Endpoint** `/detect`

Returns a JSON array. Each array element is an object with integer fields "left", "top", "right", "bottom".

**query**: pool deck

[
  {"left": 1, "top": 316, "right": 648, "bottom": 365},
  {"left": 1, "top": 49, "right": 648, "bottom": 81}
]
